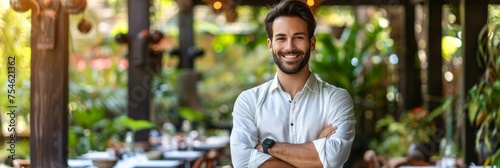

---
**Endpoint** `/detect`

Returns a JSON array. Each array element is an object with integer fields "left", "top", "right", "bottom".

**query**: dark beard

[{"left": 273, "top": 48, "right": 310, "bottom": 74}]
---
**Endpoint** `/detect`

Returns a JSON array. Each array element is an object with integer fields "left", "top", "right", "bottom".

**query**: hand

[
  {"left": 317, "top": 124, "right": 337, "bottom": 139},
  {"left": 255, "top": 141, "right": 263, "bottom": 152}
]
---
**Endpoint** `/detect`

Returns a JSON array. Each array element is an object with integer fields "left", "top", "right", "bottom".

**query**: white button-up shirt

[{"left": 230, "top": 73, "right": 356, "bottom": 168}]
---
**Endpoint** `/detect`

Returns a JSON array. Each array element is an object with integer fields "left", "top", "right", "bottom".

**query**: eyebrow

[{"left": 274, "top": 32, "right": 307, "bottom": 38}]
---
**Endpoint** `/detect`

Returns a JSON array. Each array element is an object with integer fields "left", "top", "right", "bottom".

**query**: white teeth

[{"left": 283, "top": 55, "right": 297, "bottom": 58}]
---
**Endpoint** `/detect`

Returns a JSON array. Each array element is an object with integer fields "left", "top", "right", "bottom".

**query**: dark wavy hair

[{"left": 264, "top": 0, "right": 316, "bottom": 40}]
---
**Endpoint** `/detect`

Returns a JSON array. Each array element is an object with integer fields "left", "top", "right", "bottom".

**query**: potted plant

[
  {"left": 370, "top": 98, "right": 454, "bottom": 159},
  {"left": 465, "top": 21, "right": 500, "bottom": 166}
]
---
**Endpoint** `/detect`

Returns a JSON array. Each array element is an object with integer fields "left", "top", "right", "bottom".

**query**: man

[{"left": 230, "top": 0, "right": 356, "bottom": 167}]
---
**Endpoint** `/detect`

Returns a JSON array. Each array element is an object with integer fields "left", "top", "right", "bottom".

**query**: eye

[
  {"left": 275, "top": 37, "right": 286, "bottom": 41},
  {"left": 295, "top": 36, "right": 305, "bottom": 40}
]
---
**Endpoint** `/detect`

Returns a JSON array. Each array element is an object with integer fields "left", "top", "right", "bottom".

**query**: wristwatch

[{"left": 262, "top": 138, "right": 275, "bottom": 154}]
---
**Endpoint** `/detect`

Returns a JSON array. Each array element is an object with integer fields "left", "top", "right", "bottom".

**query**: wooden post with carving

[{"left": 29, "top": 0, "right": 69, "bottom": 166}]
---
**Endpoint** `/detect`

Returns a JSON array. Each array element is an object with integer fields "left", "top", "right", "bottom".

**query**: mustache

[{"left": 277, "top": 50, "right": 304, "bottom": 56}]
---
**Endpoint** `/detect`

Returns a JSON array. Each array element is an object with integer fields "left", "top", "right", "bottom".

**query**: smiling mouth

[{"left": 282, "top": 54, "right": 299, "bottom": 58}]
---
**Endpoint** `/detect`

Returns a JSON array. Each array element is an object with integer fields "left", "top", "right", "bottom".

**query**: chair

[
  {"left": 13, "top": 159, "right": 30, "bottom": 168},
  {"left": 192, "top": 149, "right": 219, "bottom": 168},
  {"left": 364, "top": 150, "right": 385, "bottom": 168}
]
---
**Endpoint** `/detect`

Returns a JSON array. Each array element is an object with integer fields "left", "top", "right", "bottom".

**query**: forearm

[
  {"left": 268, "top": 142, "right": 322, "bottom": 168},
  {"left": 260, "top": 157, "right": 295, "bottom": 168}
]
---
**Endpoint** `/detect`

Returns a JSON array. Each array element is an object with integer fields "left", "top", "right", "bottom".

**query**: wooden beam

[
  {"left": 227, "top": 0, "right": 406, "bottom": 6},
  {"left": 30, "top": 6, "right": 69, "bottom": 167},
  {"left": 195, "top": 0, "right": 489, "bottom": 6},
  {"left": 460, "top": 0, "right": 488, "bottom": 165},
  {"left": 127, "top": 0, "right": 152, "bottom": 142}
]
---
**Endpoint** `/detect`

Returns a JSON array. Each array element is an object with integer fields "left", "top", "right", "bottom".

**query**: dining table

[{"left": 68, "top": 151, "right": 183, "bottom": 168}]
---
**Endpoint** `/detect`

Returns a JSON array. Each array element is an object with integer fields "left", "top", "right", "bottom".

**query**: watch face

[
  {"left": 264, "top": 140, "right": 271, "bottom": 146},
  {"left": 264, "top": 139, "right": 274, "bottom": 146}
]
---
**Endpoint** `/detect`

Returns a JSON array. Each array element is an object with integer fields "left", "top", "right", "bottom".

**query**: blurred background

[{"left": 1, "top": 0, "right": 500, "bottom": 167}]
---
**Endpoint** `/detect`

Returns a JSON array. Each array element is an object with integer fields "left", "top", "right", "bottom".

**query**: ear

[
  {"left": 310, "top": 36, "right": 316, "bottom": 51},
  {"left": 267, "top": 38, "right": 272, "bottom": 52}
]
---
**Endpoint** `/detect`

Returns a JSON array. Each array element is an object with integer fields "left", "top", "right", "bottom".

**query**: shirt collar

[{"left": 269, "top": 72, "right": 320, "bottom": 94}]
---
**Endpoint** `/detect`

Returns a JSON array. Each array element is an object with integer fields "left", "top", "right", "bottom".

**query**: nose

[{"left": 284, "top": 38, "right": 295, "bottom": 50}]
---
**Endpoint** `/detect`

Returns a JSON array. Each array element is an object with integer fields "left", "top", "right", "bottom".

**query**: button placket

[{"left": 289, "top": 97, "right": 296, "bottom": 142}]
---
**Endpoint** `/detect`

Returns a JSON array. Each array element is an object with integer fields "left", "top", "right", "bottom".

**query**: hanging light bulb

[
  {"left": 213, "top": 1, "right": 222, "bottom": 11},
  {"left": 307, "top": 0, "right": 315, "bottom": 6},
  {"left": 303, "top": 0, "right": 323, "bottom": 13},
  {"left": 202, "top": 0, "right": 231, "bottom": 13}
]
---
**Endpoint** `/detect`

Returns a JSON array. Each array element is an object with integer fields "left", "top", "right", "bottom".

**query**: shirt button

[{"left": 291, "top": 123, "right": 294, "bottom": 126}]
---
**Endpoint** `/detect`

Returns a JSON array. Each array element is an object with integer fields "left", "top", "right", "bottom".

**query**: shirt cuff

[
  {"left": 313, "top": 138, "right": 327, "bottom": 168},
  {"left": 249, "top": 149, "right": 272, "bottom": 168}
]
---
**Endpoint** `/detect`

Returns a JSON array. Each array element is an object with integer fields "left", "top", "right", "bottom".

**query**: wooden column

[
  {"left": 178, "top": 0, "right": 196, "bottom": 70},
  {"left": 127, "top": 0, "right": 152, "bottom": 142},
  {"left": 460, "top": 0, "right": 487, "bottom": 164},
  {"left": 177, "top": 0, "right": 203, "bottom": 112},
  {"left": 396, "top": 3, "right": 422, "bottom": 117},
  {"left": 425, "top": 0, "right": 444, "bottom": 130},
  {"left": 30, "top": 4, "right": 69, "bottom": 167}
]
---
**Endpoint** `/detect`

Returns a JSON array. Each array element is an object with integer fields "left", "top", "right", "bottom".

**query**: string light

[
  {"left": 213, "top": 1, "right": 222, "bottom": 10},
  {"left": 307, "top": 0, "right": 315, "bottom": 6},
  {"left": 202, "top": 0, "right": 237, "bottom": 22},
  {"left": 303, "top": 0, "right": 324, "bottom": 13}
]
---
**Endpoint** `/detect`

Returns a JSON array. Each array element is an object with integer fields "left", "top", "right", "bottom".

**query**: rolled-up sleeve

[
  {"left": 313, "top": 89, "right": 356, "bottom": 168},
  {"left": 230, "top": 91, "right": 271, "bottom": 168}
]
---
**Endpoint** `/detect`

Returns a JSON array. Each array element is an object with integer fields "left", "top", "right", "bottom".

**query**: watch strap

[{"left": 263, "top": 138, "right": 275, "bottom": 154}]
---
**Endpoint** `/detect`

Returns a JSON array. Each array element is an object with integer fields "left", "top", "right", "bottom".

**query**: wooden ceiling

[{"left": 194, "top": 0, "right": 500, "bottom": 6}]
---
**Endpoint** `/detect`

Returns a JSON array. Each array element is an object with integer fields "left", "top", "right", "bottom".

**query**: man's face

[{"left": 268, "top": 16, "right": 316, "bottom": 74}]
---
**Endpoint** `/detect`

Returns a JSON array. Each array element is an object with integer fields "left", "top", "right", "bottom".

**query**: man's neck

[{"left": 277, "top": 68, "right": 311, "bottom": 99}]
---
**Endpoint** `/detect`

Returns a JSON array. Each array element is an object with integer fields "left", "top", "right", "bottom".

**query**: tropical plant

[
  {"left": 310, "top": 10, "right": 396, "bottom": 143},
  {"left": 67, "top": 23, "right": 129, "bottom": 158},
  {"left": 69, "top": 106, "right": 155, "bottom": 158},
  {"left": 0, "top": 4, "right": 32, "bottom": 119},
  {"left": 192, "top": 6, "right": 276, "bottom": 127},
  {"left": 465, "top": 21, "right": 500, "bottom": 166},
  {"left": 0, "top": 2, "right": 32, "bottom": 161},
  {"left": 370, "top": 98, "right": 454, "bottom": 158}
]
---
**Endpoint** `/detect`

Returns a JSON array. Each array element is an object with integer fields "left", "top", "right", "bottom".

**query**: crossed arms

[
  {"left": 255, "top": 125, "right": 338, "bottom": 168},
  {"left": 230, "top": 89, "right": 356, "bottom": 168}
]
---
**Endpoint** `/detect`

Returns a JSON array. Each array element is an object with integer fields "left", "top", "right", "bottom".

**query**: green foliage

[
  {"left": 69, "top": 106, "right": 155, "bottom": 157},
  {"left": 0, "top": 3, "right": 32, "bottom": 122},
  {"left": 69, "top": 107, "right": 117, "bottom": 157},
  {"left": 311, "top": 11, "right": 396, "bottom": 142},
  {"left": 0, "top": 2, "right": 32, "bottom": 160},
  {"left": 370, "top": 98, "right": 454, "bottom": 157},
  {"left": 67, "top": 23, "right": 129, "bottom": 157},
  {"left": 178, "top": 107, "right": 205, "bottom": 122},
  {"left": 151, "top": 68, "right": 181, "bottom": 125},
  {"left": 311, "top": 17, "right": 393, "bottom": 97},
  {"left": 465, "top": 21, "right": 500, "bottom": 166},
  {"left": 192, "top": 6, "right": 276, "bottom": 126},
  {"left": 113, "top": 116, "right": 155, "bottom": 133},
  {"left": 0, "top": 139, "right": 29, "bottom": 160}
]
